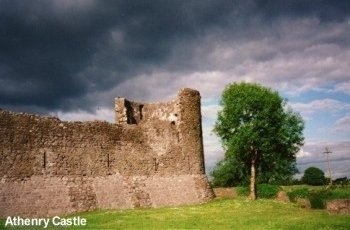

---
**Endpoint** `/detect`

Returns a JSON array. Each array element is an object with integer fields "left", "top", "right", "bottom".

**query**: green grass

[
  {"left": 325, "top": 186, "right": 350, "bottom": 200},
  {"left": 1, "top": 197, "right": 349, "bottom": 230}
]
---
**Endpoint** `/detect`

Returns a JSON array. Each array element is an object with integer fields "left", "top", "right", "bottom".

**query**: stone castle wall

[{"left": 0, "top": 88, "right": 214, "bottom": 217}]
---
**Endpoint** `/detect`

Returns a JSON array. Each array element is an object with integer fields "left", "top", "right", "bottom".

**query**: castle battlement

[{"left": 0, "top": 88, "right": 214, "bottom": 217}]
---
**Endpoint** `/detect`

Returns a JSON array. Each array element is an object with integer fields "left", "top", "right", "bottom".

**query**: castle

[{"left": 0, "top": 88, "right": 214, "bottom": 217}]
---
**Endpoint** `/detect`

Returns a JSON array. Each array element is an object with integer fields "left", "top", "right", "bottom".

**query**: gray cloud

[
  {"left": 2, "top": 1, "right": 350, "bottom": 179},
  {"left": 1, "top": 0, "right": 350, "bottom": 113},
  {"left": 0, "top": 0, "right": 237, "bottom": 111},
  {"left": 297, "top": 140, "right": 350, "bottom": 178}
]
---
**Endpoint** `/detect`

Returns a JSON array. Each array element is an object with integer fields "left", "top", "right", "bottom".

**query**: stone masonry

[{"left": 0, "top": 88, "right": 214, "bottom": 217}]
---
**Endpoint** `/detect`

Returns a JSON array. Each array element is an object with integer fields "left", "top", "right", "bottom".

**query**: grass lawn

[{"left": 1, "top": 197, "right": 349, "bottom": 230}]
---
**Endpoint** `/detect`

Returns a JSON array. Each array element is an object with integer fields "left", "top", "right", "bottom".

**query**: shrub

[
  {"left": 236, "top": 184, "right": 281, "bottom": 198},
  {"left": 257, "top": 184, "right": 281, "bottom": 198},
  {"left": 309, "top": 189, "right": 332, "bottom": 209},
  {"left": 287, "top": 188, "right": 310, "bottom": 202},
  {"left": 236, "top": 186, "right": 249, "bottom": 196},
  {"left": 333, "top": 177, "right": 349, "bottom": 186},
  {"left": 291, "top": 179, "right": 303, "bottom": 185},
  {"left": 285, "top": 186, "right": 350, "bottom": 209}
]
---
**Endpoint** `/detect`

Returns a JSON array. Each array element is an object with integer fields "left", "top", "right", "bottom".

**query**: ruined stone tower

[{"left": 0, "top": 88, "right": 214, "bottom": 217}]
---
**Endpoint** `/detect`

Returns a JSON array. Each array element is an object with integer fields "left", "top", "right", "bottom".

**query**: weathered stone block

[
  {"left": 0, "top": 88, "right": 214, "bottom": 217},
  {"left": 326, "top": 199, "right": 350, "bottom": 214}
]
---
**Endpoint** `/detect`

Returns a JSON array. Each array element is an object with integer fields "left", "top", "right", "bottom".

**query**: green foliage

[
  {"left": 309, "top": 187, "right": 350, "bottom": 209},
  {"left": 210, "top": 158, "right": 248, "bottom": 187},
  {"left": 282, "top": 178, "right": 303, "bottom": 185},
  {"left": 257, "top": 184, "right": 281, "bottom": 198},
  {"left": 309, "top": 189, "right": 332, "bottom": 209},
  {"left": 285, "top": 185, "right": 350, "bottom": 209},
  {"left": 236, "top": 184, "right": 281, "bottom": 198},
  {"left": 236, "top": 186, "right": 249, "bottom": 196},
  {"left": 326, "top": 186, "right": 350, "bottom": 199},
  {"left": 291, "top": 179, "right": 303, "bottom": 185},
  {"left": 212, "top": 82, "right": 304, "bottom": 195},
  {"left": 257, "top": 160, "right": 298, "bottom": 185},
  {"left": 302, "top": 167, "right": 326, "bottom": 186},
  {"left": 333, "top": 177, "right": 349, "bottom": 186},
  {"left": 287, "top": 188, "right": 310, "bottom": 202}
]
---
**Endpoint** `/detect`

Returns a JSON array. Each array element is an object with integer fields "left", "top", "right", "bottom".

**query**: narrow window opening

[
  {"left": 43, "top": 152, "right": 46, "bottom": 169},
  {"left": 154, "top": 157, "right": 159, "bottom": 171},
  {"left": 139, "top": 105, "right": 144, "bottom": 120}
]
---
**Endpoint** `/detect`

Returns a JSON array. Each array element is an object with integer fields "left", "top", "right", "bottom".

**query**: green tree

[
  {"left": 214, "top": 82, "right": 304, "bottom": 199},
  {"left": 302, "top": 167, "right": 326, "bottom": 185},
  {"left": 211, "top": 157, "right": 248, "bottom": 187}
]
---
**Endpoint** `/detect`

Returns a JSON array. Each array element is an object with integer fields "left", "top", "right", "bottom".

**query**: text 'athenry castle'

[{"left": 0, "top": 88, "right": 214, "bottom": 217}]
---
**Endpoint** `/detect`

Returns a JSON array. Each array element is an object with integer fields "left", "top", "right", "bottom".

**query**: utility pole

[{"left": 324, "top": 147, "right": 333, "bottom": 186}]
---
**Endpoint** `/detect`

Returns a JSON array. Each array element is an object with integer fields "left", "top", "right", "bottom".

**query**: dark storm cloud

[
  {"left": 0, "top": 1, "right": 104, "bottom": 110},
  {"left": 0, "top": 0, "right": 236, "bottom": 111},
  {"left": 255, "top": 0, "right": 350, "bottom": 22},
  {"left": 0, "top": 0, "right": 349, "bottom": 113}
]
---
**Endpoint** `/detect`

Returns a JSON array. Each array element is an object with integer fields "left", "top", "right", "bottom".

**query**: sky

[{"left": 1, "top": 0, "right": 349, "bottom": 179}]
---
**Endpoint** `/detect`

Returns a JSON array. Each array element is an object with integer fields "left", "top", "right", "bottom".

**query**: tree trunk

[{"left": 249, "top": 148, "right": 258, "bottom": 200}]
